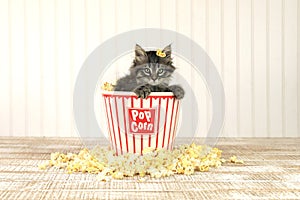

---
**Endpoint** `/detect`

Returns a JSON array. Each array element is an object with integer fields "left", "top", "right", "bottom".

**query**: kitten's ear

[
  {"left": 135, "top": 44, "right": 147, "bottom": 57},
  {"left": 134, "top": 44, "right": 148, "bottom": 64},
  {"left": 162, "top": 44, "right": 172, "bottom": 56}
]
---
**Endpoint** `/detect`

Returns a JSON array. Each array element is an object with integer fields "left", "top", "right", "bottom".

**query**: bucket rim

[{"left": 101, "top": 90, "right": 175, "bottom": 97}]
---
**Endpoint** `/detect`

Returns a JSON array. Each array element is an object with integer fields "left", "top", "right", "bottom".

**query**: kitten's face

[{"left": 131, "top": 44, "right": 175, "bottom": 86}]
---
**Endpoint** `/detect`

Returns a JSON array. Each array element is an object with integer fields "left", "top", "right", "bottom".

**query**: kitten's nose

[{"left": 151, "top": 75, "right": 157, "bottom": 81}]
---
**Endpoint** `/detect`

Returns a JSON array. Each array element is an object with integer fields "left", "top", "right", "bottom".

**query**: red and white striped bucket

[{"left": 102, "top": 91, "right": 181, "bottom": 155}]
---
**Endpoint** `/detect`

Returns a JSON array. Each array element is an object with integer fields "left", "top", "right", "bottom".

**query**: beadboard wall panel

[{"left": 0, "top": 0, "right": 298, "bottom": 137}]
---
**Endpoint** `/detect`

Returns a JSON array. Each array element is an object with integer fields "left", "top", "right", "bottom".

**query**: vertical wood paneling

[
  {"left": 281, "top": 0, "right": 286, "bottom": 137},
  {"left": 238, "top": 0, "right": 252, "bottom": 136},
  {"left": 40, "top": 0, "right": 56, "bottom": 136},
  {"left": 26, "top": 0, "right": 41, "bottom": 136},
  {"left": 70, "top": 0, "right": 86, "bottom": 74},
  {"left": 86, "top": 0, "right": 101, "bottom": 56},
  {"left": 208, "top": 0, "right": 221, "bottom": 136},
  {"left": 236, "top": 0, "right": 240, "bottom": 136},
  {"left": 54, "top": 0, "right": 58, "bottom": 137},
  {"left": 70, "top": 0, "right": 86, "bottom": 136},
  {"left": 160, "top": 0, "right": 176, "bottom": 56},
  {"left": 115, "top": 0, "right": 131, "bottom": 79},
  {"left": 99, "top": 0, "right": 116, "bottom": 83},
  {"left": 250, "top": 0, "right": 255, "bottom": 136},
  {"left": 0, "top": 0, "right": 10, "bottom": 135},
  {"left": 145, "top": 0, "right": 160, "bottom": 29},
  {"left": 11, "top": 0, "right": 26, "bottom": 136},
  {"left": 24, "top": 0, "right": 28, "bottom": 136},
  {"left": 69, "top": 0, "right": 75, "bottom": 137},
  {"left": 99, "top": 0, "right": 116, "bottom": 42},
  {"left": 269, "top": 0, "right": 283, "bottom": 136},
  {"left": 130, "top": 0, "right": 146, "bottom": 30},
  {"left": 298, "top": 0, "right": 300, "bottom": 137},
  {"left": 220, "top": 0, "right": 224, "bottom": 80},
  {"left": 284, "top": 0, "right": 298, "bottom": 137},
  {"left": 223, "top": 0, "right": 238, "bottom": 137},
  {"left": 220, "top": 0, "right": 225, "bottom": 136},
  {"left": 205, "top": 0, "right": 210, "bottom": 133},
  {"left": 266, "top": 0, "right": 271, "bottom": 137},
  {"left": 253, "top": 0, "right": 268, "bottom": 137},
  {"left": 191, "top": 0, "right": 209, "bottom": 136},
  {"left": 176, "top": 0, "right": 195, "bottom": 136},
  {"left": 116, "top": 0, "right": 130, "bottom": 34},
  {"left": 56, "top": 0, "right": 72, "bottom": 137},
  {"left": 160, "top": 0, "right": 175, "bottom": 30},
  {"left": 0, "top": 0, "right": 299, "bottom": 137}
]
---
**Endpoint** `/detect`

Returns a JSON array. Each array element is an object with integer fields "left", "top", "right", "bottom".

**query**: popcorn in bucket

[{"left": 102, "top": 91, "right": 181, "bottom": 155}]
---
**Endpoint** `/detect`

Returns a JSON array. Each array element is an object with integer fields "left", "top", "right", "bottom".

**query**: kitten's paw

[
  {"left": 133, "top": 85, "right": 152, "bottom": 99},
  {"left": 169, "top": 85, "right": 185, "bottom": 99}
]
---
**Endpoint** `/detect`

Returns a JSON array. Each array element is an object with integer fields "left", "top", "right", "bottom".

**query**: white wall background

[{"left": 0, "top": 0, "right": 299, "bottom": 137}]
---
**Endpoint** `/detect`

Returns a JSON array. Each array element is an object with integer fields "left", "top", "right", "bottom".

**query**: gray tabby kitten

[{"left": 114, "top": 44, "right": 185, "bottom": 99}]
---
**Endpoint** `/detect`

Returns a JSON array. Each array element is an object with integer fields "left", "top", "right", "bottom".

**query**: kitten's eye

[
  {"left": 144, "top": 68, "right": 150, "bottom": 74},
  {"left": 158, "top": 69, "right": 164, "bottom": 74}
]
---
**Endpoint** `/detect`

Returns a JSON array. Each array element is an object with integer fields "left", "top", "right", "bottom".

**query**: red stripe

[
  {"left": 148, "top": 97, "right": 152, "bottom": 147},
  {"left": 108, "top": 97, "right": 118, "bottom": 155},
  {"left": 131, "top": 96, "right": 136, "bottom": 154},
  {"left": 104, "top": 96, "right": 113, "bottom": 147},
  {"left": 167, "top": 98, "right": 176, "bottom": 150},
  {"left": 122, "top": 97, "right": 129, "bottom": 153},
  {"left": 140, "top": 98, "right": 143, "bottom": 154},
  {"left": 114, "top": 97, "right": 123, "bottom": 155},
  {"left": 161, "top": 98, "right": 169, "bottom": 148},
  {"left": 155, "top": 98, "right": 162, "bottom": 149},
  {"left": 171, "top": 100, "right": 180, "bottom": 150}
]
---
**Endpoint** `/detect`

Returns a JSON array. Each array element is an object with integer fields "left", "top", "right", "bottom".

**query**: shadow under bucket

[{"left": 102, "top": 91, "right": 181, "bottom": 155}]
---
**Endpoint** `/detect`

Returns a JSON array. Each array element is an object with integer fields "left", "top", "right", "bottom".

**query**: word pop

[{"left": 128, "top": 108, "right": 156, "bottom": 134}]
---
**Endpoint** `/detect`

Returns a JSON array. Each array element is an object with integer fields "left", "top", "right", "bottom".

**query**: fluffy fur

[{"left": 114, "top": 44, "right": 185, "bottom": 99}]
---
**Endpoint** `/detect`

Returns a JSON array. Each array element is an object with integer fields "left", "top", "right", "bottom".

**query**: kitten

[{"left": 114, "top": 44, "right": 185, "bottom": 99}]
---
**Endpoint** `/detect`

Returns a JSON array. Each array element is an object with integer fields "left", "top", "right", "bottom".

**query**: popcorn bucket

[{"left": 102, "top": 91, "right": 181, "bottom": 155}]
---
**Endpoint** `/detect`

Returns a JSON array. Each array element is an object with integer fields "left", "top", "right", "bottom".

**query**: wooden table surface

[{"left": 0, "top": 137, "right": 299, "bottom": 200}]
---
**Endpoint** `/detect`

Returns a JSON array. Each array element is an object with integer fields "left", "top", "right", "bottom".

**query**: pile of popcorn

[{"left": 38, "top": 143, "right": 243, "bottom": 181}]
